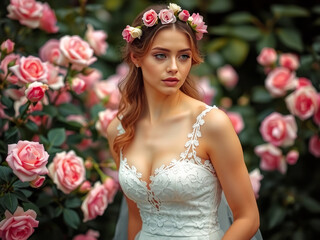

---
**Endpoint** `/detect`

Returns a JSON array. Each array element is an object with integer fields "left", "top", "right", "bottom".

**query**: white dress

[{"left": 118, "top": 105, "right": 224, "bottom": 240}]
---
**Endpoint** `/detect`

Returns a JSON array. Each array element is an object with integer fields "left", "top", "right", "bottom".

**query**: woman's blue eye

[
  {"left": 154, "top": 53, "right": 166, "bottom": 59},
  {"left": 180, "top": 54, "right": 190, "bottom": 60}
]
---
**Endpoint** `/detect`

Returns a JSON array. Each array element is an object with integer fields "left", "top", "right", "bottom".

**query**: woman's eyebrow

[{"left": 151, "top": 47, "right": 191, "bottom": 52}]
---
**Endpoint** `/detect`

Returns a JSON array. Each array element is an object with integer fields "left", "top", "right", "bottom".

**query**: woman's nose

[{"left": 167, "top": 57, "right": 178, "bottom": 73}]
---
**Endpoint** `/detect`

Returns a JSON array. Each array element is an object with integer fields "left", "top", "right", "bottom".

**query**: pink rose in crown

[
  {"left": 255, "top": 143, "right": 287, "bottom": 174},
  {"left": 85, "top": 24, "right": 108, "bottom": 56},
  {"left": 142, "top": 9, "right": 158, "bottom": 27},
  {"left": 249, "top": 168, "right": 263, "bottom": 199},
  {"left": 39, "top": 3, "right": 59, "bottom": 33},
  {"left": 0, "top": 54, "right": 20, "bottom": 84},
  {"left": 226, "top": 112, "right": 244, "bottom": 134},
  {"left": 309, "top": 135, "right": 320, "bottom": 157},
  {"left": 81, "top": 182, "right": 109, "bottom": 222},
  {"left": 1, "top": 39, "right": 15, "bottom": 54},
  {"left": 0, "top": 206, "right": 38, "bottom": 240},
  {"left": 6, "top": 140, "right": 49, "bottom": 182},
  {"left": 217, "top": 64, "right": 238, "bottom": 89},
  {"left": 48, "top": 150, "right": 85, "bottom": 194},
  {"left": 190, "top": 13, "right": 208, "bottom": 40},
  {"left": 39, "top": 39, "right": 61, "bottom": 64},
  {"left": 265, "top": 67, "right": 296, "bottom": 97},
  {"left": 95, "top": 109, "right": 118, "bottom": 138},
  {"left": 259, "top": 112, "right": 297, "bottom": 147},
  {"left": 257, "top": 47, "right": 277, "bottom": 66},
  {"left": 73, "top": 229, "right": 100, "bottom": 240},
  {"left": 158, "top": 9, "right": 176, "bottom": 24},
  {"left": 58, "top": 35, "right": 97, "bottom": 70},
  {"left": 178, "top": 10, "right": 190, "bottom": 22},
  {"left": 122, "top": 25, "right": 134, "bottom": 43},
  {"left": 9, "top": 56, "right": 48, "bottom": 84},
  {"left": 285, "top": 86, "right": 319, "bottom": 120},
  {"left": 279, "top": 53, "right": 299, "bottom": 71},
  {"left": 7, "top": 0, "right": 43, "bottom": 29},
  {"left": 25, "top": 81, "right": 48, "bottom": 102}
]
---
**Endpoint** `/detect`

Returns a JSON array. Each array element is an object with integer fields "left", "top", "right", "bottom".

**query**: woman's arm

[{"left": 204, "top": 108, "right": 259, "bottom": 240}]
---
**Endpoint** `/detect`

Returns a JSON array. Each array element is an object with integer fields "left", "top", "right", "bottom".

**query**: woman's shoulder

[{"left": 106, "top": 115, "right": 121, "bottom": 143}]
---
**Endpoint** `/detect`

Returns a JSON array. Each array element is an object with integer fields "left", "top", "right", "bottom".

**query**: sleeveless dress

[{"left": 118, "top": 105, "right": 224, "bottom": 240}]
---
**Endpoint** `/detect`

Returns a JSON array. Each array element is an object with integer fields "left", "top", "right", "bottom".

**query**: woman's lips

[{"left": 162, "top": 78, "right": 179, "bottom": 87}]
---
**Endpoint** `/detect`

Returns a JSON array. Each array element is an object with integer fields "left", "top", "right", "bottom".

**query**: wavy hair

[{"left": 113, "top": 4, "right": 204, "bottom": 155}]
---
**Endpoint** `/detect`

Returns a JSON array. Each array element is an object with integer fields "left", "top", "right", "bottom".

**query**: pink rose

[
  {"left": 142, "top": 9, "right": 158, "bottom": 27},
  {"left": 190, "top": 13, "right": 208, "bottom": 40},
  {"left": 30, "top": 175, "right": 46, "bottom": 188},
  {"left": 78, "top": 69, "right": 102, "bottom": 89},
  {"left": 227, "top": 112, "right": 244, "bottom": 134},
  {"left": 255, "top": 143, "right": 287, "bottom": 174},
  {"left": 103, "top": 177, "right": 119, "bottom": 203},
  {"left": 257, "top": 47, "right": 277, "bottom": 66},
  {"left": 94, "top": 77, "right": 121, "bottom": 109},
  {"left": 296, "top": 77, "right": 312, "bottom": 89},
  {"left": 6, "top": 141, "right": 49, "bottom": 182},
  {"left": 58, "top": 35, "right": 97, "bottom": 70},
  {"left": 46, "top": 62, "right": 64, "bottom": 90},
  {"left": 7, "top": 0, "right": 43, "bottom": 29},
  {"left": 286, "top": 150, "right": 299, "bottom": 165},
  {"left": 79, "top": 180, "right": 92, "bottom": 193},
  {"left": 0, "top": 54, "right": 20, "bottom": 84},
  {"left": 197, "top": 76, "right": 215, "bottom": 105},
  {"left": 72, "top": 77, "right": 86, "bottom": 94},
  {"left": 313, "top": 94, "right": 320, "bottom": 126},
  {"left": 1, "top": 39, "right": 15, "bottom": 54},
  {"left": 95, "top": 109, "right": 118, "bottom": 138},
  {"left": 122, "top": 25, "right": 134, "bottom": 43},
  {"left": 39, "top": 3, "right": 59, "bottom": 33},
  {"left": 249, "top": 168, "right": 263, "bottom": 199},
  {"left": 9, "top": 56, "right": 48, "bottom": 84},
  {"left": 265, "top": 67, "right": 296, "bottom": 97},
  {"left": 309, "top": 135, "right": 320, "bottom": 157},
  {"left": 0, "top": 206, "right": 38, "bottom": 240},
  {"left": 217, "top": 64, "right": 238, "bottom": 89},
  {"left": 39, "top": 39, "right": 61, "bottom": 64},
  {"left": 178, "top": 10, "right": 190, "bottom": 22},
  {"left": 81, "top": 182, "right": 108, "bottom": 222},
  {"left": 48, "top": 150, "right": 85, "bottom": 194},
  {"left": 279, "top": 53, "right": 299, "bottom": 71},
  {"left": 73, "top": 229, "right": 100, "bottom": 240},
  {"left": 49, "top": 89, "right": 72, "bottom": 106},
  {"left": 85, "top": 24, "right": 108, "bottom": 56},
  {"left": 158, "top": 9, "right": 176, "bottom": 24},
  {"left": 259, "top": 112, "right": 297, "bottom": 147},
  {"left": 285, "top": 86, "right": 319, "bottom": 120},
  {"left": 25, "top": 81, "right": 48, "bottom": 102}
]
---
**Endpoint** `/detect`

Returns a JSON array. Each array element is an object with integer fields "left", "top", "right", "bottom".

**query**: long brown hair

[{"left": 113, "top": 4, "right": 204, "bottom": 155}]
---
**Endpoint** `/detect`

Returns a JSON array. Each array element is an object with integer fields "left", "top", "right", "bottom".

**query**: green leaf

[
  {"left": 67, "top": 133, "right": 84, "bottom": 144},
  {"left": 48, "top": 128, "right": 66, "bottom": 147},
  {"left": 276, "top": 28, "right": 303, "bottom": 52},
  {"left": 1, "top": 95, "right": 13, "bottom": 108},
  {"left": 54, "top": 206, "right": 63, "bottom": 217},
  {"left": 48, "top": 147, "right": 62, "bottom": 155},
  {"left": 13, "top": 180, "right": 30, "bottom": 189},
  {"left": 0, "top": 166, "right": 13, "bottom": 182},
  {"left": 300, "top": 195, "right": 320, "bottom": 213},
  {"left": 58, "top": 103, "right": 82, "bottom": 116},
  {"left": 4, "top": 127, "right": 19, "bottom": 143},
  {"left": 63, "top": 208, "right": 80, "bottom": 229},
  {"left": 207, "top": 38, "right": 228, "bottom": 52},
  {"left": 39, "top": 135, "right": 50, "bottom": 146},
  {"left": 3, "top": 193, "right": 18, "bottom": 214},
  {"left": 271, "top": 4, "right": 309, "bottom": 18},
  {"left": 23, "top": 202, "right": 41, "bottom": 215},
  {"left": 231, "top": 26, "right": 261, "bottom": 41},
  {"left": 36, "top": 192, "right": 54, "bottom": 208},
  {"left": 225, "top": 12, "right": 255, "bottom": 24},
  {"left": 221, "top": 38, "right": 249, "bottom": 66},
  {"left": 256, "top": 33, "right": 276, "bottom": 52},
  {"left": 90, "top": 104, "right": 105, "bottom": 119},
  {"left": 43, "top": 105, "right": 58, "bottom": 117},
  {"left": 251, "top": 86, "right": 273, "bottom": 103},
  {"left": 25, "top": 120, "right": 39, "bottom": 132},
  {"left": 268, "top": 205, "right": 286, "bottom": 229},
  {"left": 208, "top": 0, "right": 233, "bottom": 13},
  {"left": 65, "top": 197, "right": 82, "bottom": 208}
]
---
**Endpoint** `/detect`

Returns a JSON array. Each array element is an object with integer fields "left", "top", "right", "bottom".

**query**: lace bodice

[{"left": 118, "top": 105, "right": 223, "bottom": 239}]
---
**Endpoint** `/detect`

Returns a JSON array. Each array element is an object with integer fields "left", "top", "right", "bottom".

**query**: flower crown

[{"left": 122, "top": 3, "right": 208, "bottom": 43}]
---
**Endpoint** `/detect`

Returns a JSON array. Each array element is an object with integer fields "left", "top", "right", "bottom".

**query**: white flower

[
  {"left": 168, "top": 3, "right": 181, "bottom": 14},
  {"left": 131, "top": 27, "right": 142, "bottom": 39}
]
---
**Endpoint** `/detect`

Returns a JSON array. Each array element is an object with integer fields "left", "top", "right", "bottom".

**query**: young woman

[{"left": 107, "top": 3, "right": 260, "bottom": 240}]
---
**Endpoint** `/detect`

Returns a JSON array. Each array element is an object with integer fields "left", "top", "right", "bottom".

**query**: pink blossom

[
  {"left": 178, "top": 10, "right": 190, "bottom": 22},
  {"left": 27, "top": 101, "right": 48, "bottom": 127},
  {"left": 259, "top": 112, "right": 297, "bottom": 147},
  {"left": 257, "top": 47, "right": 277, "bottom": 66},
  {"left": 39, "top": 3, "right": 59, "bottom": 33},
  {"left": 190, "top": 13, "right": 208, "bottom": 40},
  {"left": 7, "top": 0, "right": 43, "bottom": 29},
  {"left": 94, "top": 77, "right": 121, "bottom": 109},
  {"left": 226, "top": 111, "right": 244, "bottom": 134},
  {"left": 309, "top": 135, "right": 320, "bottom": 157},
  {"left": 296, "top": 77, "right": 312, "bottom": 89},
  {"left": 81, "top": 182, "right": 108, "bottom": 222},
  {"left": 249, "top": 168, "right": 263, "bottom": 199},
  {"left": 103, "top": 177, "right": 119, "bottom": 203},
  {"left": 265, "top": 67, "right": 296, "bottom": 97},
  {"left": 78, "top": 69, "right": 102, "bottom": 89},
  {"left": 58, "top": 35, "right": 97, "bottom": 70},
  {"left": 285, "top": 86, "right": 319, "bottom": 120},
  {"left": 1, "top": 39, "right": 15, "bottom": 54},
  {"left": 0, "top": 53, "right": 20, "bottom": 84},
  {"left": 25, "top": 81, "right": 48, "bottom": 102},
  {"left": 121, "top": 25, "right": 142, "bottom": 43},
  {"left": 158, "top": 9, "right": 176, "bottom": 24},
  {"left": 217, "top": 64, "right": 238, "bottom": 89},
  {"left": 48, "top": 150, "right": 85, "bottom": 194},
  {"left": 0, "top": 206, "right": 38, "bottom": 240},
  {"left": 49, "top": 89, "right": 72, "bottom": 106},
  {"left": 73, "top": 229, "right": 100, "bottom": 240},
  {"left": 45, "top": 62, "right": 64, "bottom": 90},
  {"left": 95, "top": 109, "right": 118, "bottom": 138},
  {"left": 79, "top": 180, "right": 92, "bottom": 193},
  {"left": 6, "top": 141, "right": 49, "bottom": 182},
  {"left": 142, "top": 9, "right": 158, "bottom": 27},
  {"left": 279, "top": 53, "right": 299, "bottom": 71},
  {"left": 85, "top": 24, "right": 108, "bottom": 56},
  {"left": 9, "top": 56, "right": 48, "bottom": 84},
  {"left": 39, "top": 39, "right": 61, "bottom": 64},
  {"left": 197, "top": 76, "right": 215, "bottom": 105},
  {"left": 255, "top": 143, "right": 287, "bottom": 174},
  {"left": 72, "top": 77, "right": 86, "bottom": 94},
  {"left": 286, "top": 150, "right": 299, "bottom": 165},
  {"left": 30, "top": 175, "right": 46, "bottom": 188}
]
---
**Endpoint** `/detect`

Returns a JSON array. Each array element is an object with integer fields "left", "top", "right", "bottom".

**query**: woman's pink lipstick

[{"left": 162, "top": 77, "right": 179, "bottom": 87}]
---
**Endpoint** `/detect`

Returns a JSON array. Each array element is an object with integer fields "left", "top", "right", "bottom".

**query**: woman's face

[{"left": 137, "top": 27, "right": 192, "bottom": 97}]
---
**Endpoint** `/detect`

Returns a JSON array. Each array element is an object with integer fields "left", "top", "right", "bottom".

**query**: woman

[{"left": 107, "top": 3, "right": 260, "bottom": 240}]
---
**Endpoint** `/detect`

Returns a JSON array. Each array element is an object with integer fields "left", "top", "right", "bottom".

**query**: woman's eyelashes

[{"left": 153, "top": 53, "right": 191, "bottom": 61}]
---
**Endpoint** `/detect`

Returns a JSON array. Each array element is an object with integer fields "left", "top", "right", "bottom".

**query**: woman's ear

[{"left": 130, "top": 53, "right": 140, "bottom": 68}]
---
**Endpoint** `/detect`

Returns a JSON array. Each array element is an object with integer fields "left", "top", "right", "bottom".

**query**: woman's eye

[
  {"left": 179, "top": 54, "right": 190, "bottom": 61},
  {"left": 154, "top": 53, "right": 166, "bottom": 60}
]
